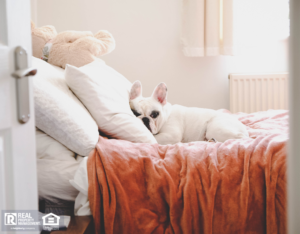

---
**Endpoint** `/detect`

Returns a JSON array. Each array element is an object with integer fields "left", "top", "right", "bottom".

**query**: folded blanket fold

[{"left": 88, "top": 110, "right": 287, "bottom": 234}]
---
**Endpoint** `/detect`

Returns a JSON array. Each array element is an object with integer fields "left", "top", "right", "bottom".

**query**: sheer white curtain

[{"left": 181, "top": 0, "right": 289, "bottom": 57}]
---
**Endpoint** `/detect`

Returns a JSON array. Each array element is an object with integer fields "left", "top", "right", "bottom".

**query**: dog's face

[{"left": 129, "top": 81, "right": 170, "bottom": 135}]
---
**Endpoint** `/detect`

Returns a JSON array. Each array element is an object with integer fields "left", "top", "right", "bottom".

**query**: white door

[{"left": 0, "top": 0, "right": 37, "bottom": 218}]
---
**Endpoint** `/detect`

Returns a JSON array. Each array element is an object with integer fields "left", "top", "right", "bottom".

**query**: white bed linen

[
  {"left": 70, "top": 157, "right": 91, "bottom": 216},
  {"left": 36, "top": 128, "right": 83, "bottom": 202}
]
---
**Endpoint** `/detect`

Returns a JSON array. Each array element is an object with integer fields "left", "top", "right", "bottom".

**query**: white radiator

[{"left": 229, "top": 73, "right": 288, "bottom": 113}]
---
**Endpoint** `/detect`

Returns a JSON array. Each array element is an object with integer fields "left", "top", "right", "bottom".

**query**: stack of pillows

[
  {"left": 33, "top": 57, "right": 158, "bottom": 202},
  {"left": 33, "top": 57, "right": 156, "bottom": 157},
  {"left": 31, "top": 24, "right": 157, "bottom": 202}
]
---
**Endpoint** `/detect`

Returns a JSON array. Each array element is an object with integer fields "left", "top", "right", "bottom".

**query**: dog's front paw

[{"left": 208, "top": 138, "right": 217, "bottom": 143}]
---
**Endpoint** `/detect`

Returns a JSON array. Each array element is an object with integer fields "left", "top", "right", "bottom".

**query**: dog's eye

[
  {"left": 131, "top": 109, "right": 141, "bottom": 117},
  {"left": 150, "top": 111, "right": 159, "bottom": 119}
]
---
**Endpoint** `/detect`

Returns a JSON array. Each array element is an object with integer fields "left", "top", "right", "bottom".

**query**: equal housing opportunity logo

[
  {"left": 42, "top": 213, "right": 60, "bottom": 226},
  {"left": 2, "top": 211, "right": 61, "bottom": 232}
]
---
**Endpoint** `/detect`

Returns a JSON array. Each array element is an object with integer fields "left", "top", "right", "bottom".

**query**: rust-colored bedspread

[{"left": 88, "top": 110, "right": 287, "bottom": 234}]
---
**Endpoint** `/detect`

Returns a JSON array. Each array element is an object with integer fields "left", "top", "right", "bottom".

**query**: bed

[
  {"left": 70, "top": 109, "right": 288, "bottom": 234},
  {"left": 33, "top": 57, "right": 287, "bottom": 234}
]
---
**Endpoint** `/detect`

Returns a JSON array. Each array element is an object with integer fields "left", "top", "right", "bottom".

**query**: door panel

[{"left": 0, "top": 0, "right": 37, "bottom": 214}]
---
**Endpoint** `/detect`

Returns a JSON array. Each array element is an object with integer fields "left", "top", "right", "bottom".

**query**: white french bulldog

[{"left": 129, "top": 81, "right": 249, "bottom": 145}]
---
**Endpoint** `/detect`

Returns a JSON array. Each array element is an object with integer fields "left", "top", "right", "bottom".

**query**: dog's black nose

[
  {"left": 142, "top": 117, "right": 149, "bottom": 124},
  {"left": 142, "top": 117, "right": 151, "bottom": 132}
]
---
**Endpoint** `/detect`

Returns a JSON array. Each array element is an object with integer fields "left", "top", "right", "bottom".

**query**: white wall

[{"left": 33, "top": 0, "right": 288, "bottom": 110}]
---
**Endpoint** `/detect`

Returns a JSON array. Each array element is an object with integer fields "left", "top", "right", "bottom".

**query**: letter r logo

[{"left": 4, "top": 213, "right": 17, "bottom": 225}]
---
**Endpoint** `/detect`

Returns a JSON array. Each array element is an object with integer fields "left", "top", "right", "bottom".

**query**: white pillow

[
  {"left": 65, "top": 60, "right": 157, "bottom": 143},
  {"left": 36, "top": 128, "right": 82, "bottom": 202},
  {"left": 32, "top": 57, "right": 99, "bottom": 156}
]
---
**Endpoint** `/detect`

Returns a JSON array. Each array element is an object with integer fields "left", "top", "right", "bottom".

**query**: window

[{"left": 233, "top": 0, "right": 289, "bottom": 51}]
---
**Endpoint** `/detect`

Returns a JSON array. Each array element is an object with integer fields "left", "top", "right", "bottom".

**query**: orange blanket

[{"left": 88, "top": 110, "right": 287, "bottom": 234}]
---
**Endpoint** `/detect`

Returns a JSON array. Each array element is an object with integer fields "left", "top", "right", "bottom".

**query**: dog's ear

[
  {"left": 152, "top": 83, "right": 167, "bottom": 105},
  {"left": 130, "top": 80, "right": 142, "bottom": 100}
]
